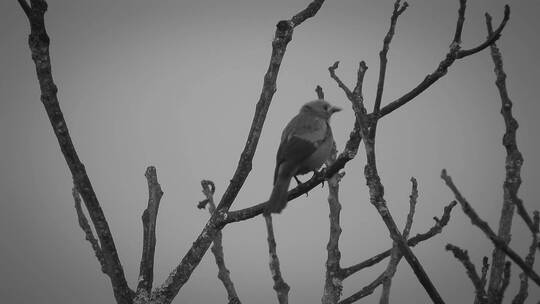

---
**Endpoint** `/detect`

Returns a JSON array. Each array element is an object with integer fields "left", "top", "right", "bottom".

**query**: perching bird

[{"left": 266, "top": 99, "right": 341, "bottom": 214}]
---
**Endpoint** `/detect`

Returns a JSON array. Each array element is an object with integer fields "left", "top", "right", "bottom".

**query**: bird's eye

[{"left": 323, "top": 105, "right": 329, "bottom": 110}]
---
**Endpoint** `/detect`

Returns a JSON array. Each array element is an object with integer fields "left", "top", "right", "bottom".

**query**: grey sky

[{"left": 1, "top": 0, "right": 539, "bottom": 303}]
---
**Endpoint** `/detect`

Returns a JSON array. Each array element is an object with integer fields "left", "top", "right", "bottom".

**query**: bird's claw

[{"left": 294, "top": 175, "right": 302, "bottom": 186}]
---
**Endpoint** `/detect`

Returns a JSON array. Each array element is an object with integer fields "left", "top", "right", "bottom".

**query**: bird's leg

[
  {"left": 312, "top": 169, "right": 327, "bottom": 188},
  {"left": 294, "top": 176, "right": 310, "bottom": 197}
]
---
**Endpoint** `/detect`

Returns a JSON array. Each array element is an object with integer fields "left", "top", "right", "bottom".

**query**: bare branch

[
  {"left": 376, "top": 4, "right": 510, "bottom": 119},
  {"left": 264, "top": 214, "right": 290, "bottom": 304},
  {"left": 483, "top": 11, "right": 529, "bottom": 304},
  {"left": 512, "top": 212, "right": 539, "bottom": 304},
  {"left": 486, "top": 12, "right": 536, "bottom": 236},
  {"left": 152, "top": 1, "right": 327, "bottom": 301},
  {"left": 137, "top": 166, "right": 164, "bottom": 295},
  {"left": 339, "top": 272, "right": 387, "bottom": 304},
  {"left": 455, "top": 6, "right": 510, "bottom": 59},
  {"left": 316, "top": 85, "right": 325, "bottom": 99},
  {"left": 17, "top": 0, "right": 31, "bottom": 17},
  {"left": 379, "top": 176, "right": 417, "bottom": 304},
  {"left": 373, "top": 0, "right": 408, "bottom": 116},
  {"left": 445, "top": 244, "right": 487, "bottom": 304},
  {"left": 73, "top": 187, "right": 107, "bottom": 275},
  {"left": 329, "top": 61, "right": 354, "bottom": 101},
  {"left": 322, "top": 146, "right": 345, "bottom": 304},
  {"left": 198, "top": 180, "right": 241, "bottom": 304},
  {"left": 19, "top": 2, "right": 132, "bottom": 302},
  {"left": 452, "top": 0, "right": 467, "bottom": 45},
  {"left": 441, "top": 169, "right": 540, "bottom": 286},
  {"left": 342, "top": 201, "right": 456, "bottom": 278}
]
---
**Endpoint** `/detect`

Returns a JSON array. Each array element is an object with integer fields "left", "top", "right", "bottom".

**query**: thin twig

[
  {"left": 198, "top": 180, "right": 241, "bottom": 304},
  {"left": 452, "top": 0, "right": 467, "bottom": 45},
  {"left": 445, "top": 244, "right": 487, "bottom": 304},
  {"left": 475, "top": 257, "right": 490, "bottom": 304},
  {"left": 379, "top": 177, "right": 417, "bottom": 304},
  {"left": 73, "top": 187, "right": 107, "bottom": 275},
  {"left": 372, "top": 0, "right": 408, "bottom": 117},
  {"left": 18, "top": 1, "right": 132, "bottom": 302},
  {"left": 341, "top": 201, "right": 457, "bottom": 279},
  {"left": 316, "top": 85, "right": 325, "bottom": 99},
  {"left": 441, "top": 169, "right": 540, "bottom": 286},
  {"left": 264, "top": 214, "right": 290, "bottom": 304},
  {"left": 152, "top": 1, "right": 327, "bottom": 301},
  {"left": 322, "top": 145, "right": 345, "bottom": 304},
  {"left": 137, "top": 166, "right": 164, "bottom": 295},
  {"left": 339, "top": 272, "right": 386, "bottom": 304},
  {"left": 375, "top": 5, "right": 510, "bottom": 119}
]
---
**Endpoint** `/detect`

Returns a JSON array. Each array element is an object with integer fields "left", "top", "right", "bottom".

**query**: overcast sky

[{"left": 1, "top": 0, "right": 539, "bottom": 303}]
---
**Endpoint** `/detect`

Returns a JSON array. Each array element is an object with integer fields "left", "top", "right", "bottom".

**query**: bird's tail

[{"left": 266, "top": 175, "right": 292, "bottom": 214}]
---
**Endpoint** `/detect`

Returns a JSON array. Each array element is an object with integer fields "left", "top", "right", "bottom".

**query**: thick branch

[
  {"left": 137, "top": 167, "right": 163, "bottom": 295},
  {"left": 18, "top": 1, "right": 132, "bottom": 302},
  {"left": 264, "top": 214, "right": 290, "bottom": 304},
  {"left": 152, "top": 2, "right": 326, "bottom": 302},
  {"left": 512, "top": 212, "right": 539, "bottom": 304},
  {"left": 445, "top": 244, "right": 487, "bottom": 304},
  {"left": 322, "top": 146, "right": 345, "bottom": 304},
  {"left": 375, "top": 5, "right": 510, "bottom": 119},
  {"left": 198, "top": 180, "right": 241, "bottom": 304},
  {"left": 441, "top": 169, "right": 540, "bottom": 286},
  {"left": 484, "top": 11, "right": 529, "bottom": 304},
  {"left": 73, "top": 187, "right": 107, "bottom": 275}
]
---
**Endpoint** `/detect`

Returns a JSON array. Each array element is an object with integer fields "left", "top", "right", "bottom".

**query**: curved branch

[{"left": 376, "top": 4, "right": 510, "bottom": 119}]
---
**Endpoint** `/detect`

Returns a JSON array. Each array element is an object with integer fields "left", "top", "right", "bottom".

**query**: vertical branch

[
  {"left": 372, "top": 0, "right": 408, "bottom": 117},
  {"left": 512, "top": 212, "right": 540, "bottom": 304},
  {"left": 264, "top": 214, "right": 290, "bottom": 304},
  {"left": 137, "top": 167, "right": 163, "bottom": 295},
  {"left": 484, "top": 12, "right": 537, "bottom": 304},
  {"left": 322, "top": 145, "right": 345, "bottom": 304},
  {"left": 198, "top": 180, "right": 241, "bottom": 304},
  {"left": 17, "top": 1, "right": 132, "bottom": 303},
  {"left": 379, "top": 177, "right": 418, "bottom": 304}
]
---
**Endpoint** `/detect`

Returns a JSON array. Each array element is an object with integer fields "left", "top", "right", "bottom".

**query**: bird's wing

[{"left": 273, "top": 113, "right": 327, "bottom": 183}]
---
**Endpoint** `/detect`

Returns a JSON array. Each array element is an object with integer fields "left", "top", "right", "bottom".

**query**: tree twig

[
  {"left": 441, "top": 169, "right": 540, "bottom": 286},
  {"left": 445, "top": 244, "right": 487, "bottom": 304},
  {"left": 264, "top": 214, "right": 290, "bottom": 304},
  {"left": 379, "top": 176, "right": 417, "bottom": 304},
  {"left": 339, "top": 272, "right": 386, "bottom": 304},
  {"left": 198, "top": 180, "right": 241, "bottom": 304},
  {"left": 375, "top": 4, "right": 510, "bottom": 119},
  {"left": 73, "top": 187, "right": 107, "bottom": 275},
  {"left": 18, "top": 1, "right": 132, "bottom": 302},
  {"left": 341, "top": 201, "right": 457, "bottom": 278},
  {"left": 137, "top": 167, "right": 164, "bottom": 295}
]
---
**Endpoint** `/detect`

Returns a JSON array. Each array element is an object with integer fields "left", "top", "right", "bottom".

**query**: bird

[{"left": 266, "top": 99, "right": 341, "bottom": 214}]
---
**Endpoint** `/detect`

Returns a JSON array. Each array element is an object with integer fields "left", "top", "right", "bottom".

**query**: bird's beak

[{"left": 329, "top": 106, "right": 342, "bottom": 114}]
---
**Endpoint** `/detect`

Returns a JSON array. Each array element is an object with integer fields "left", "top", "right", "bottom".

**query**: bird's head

[{"left": 301, "top": 99, "right": 342, "bottom": 119}]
